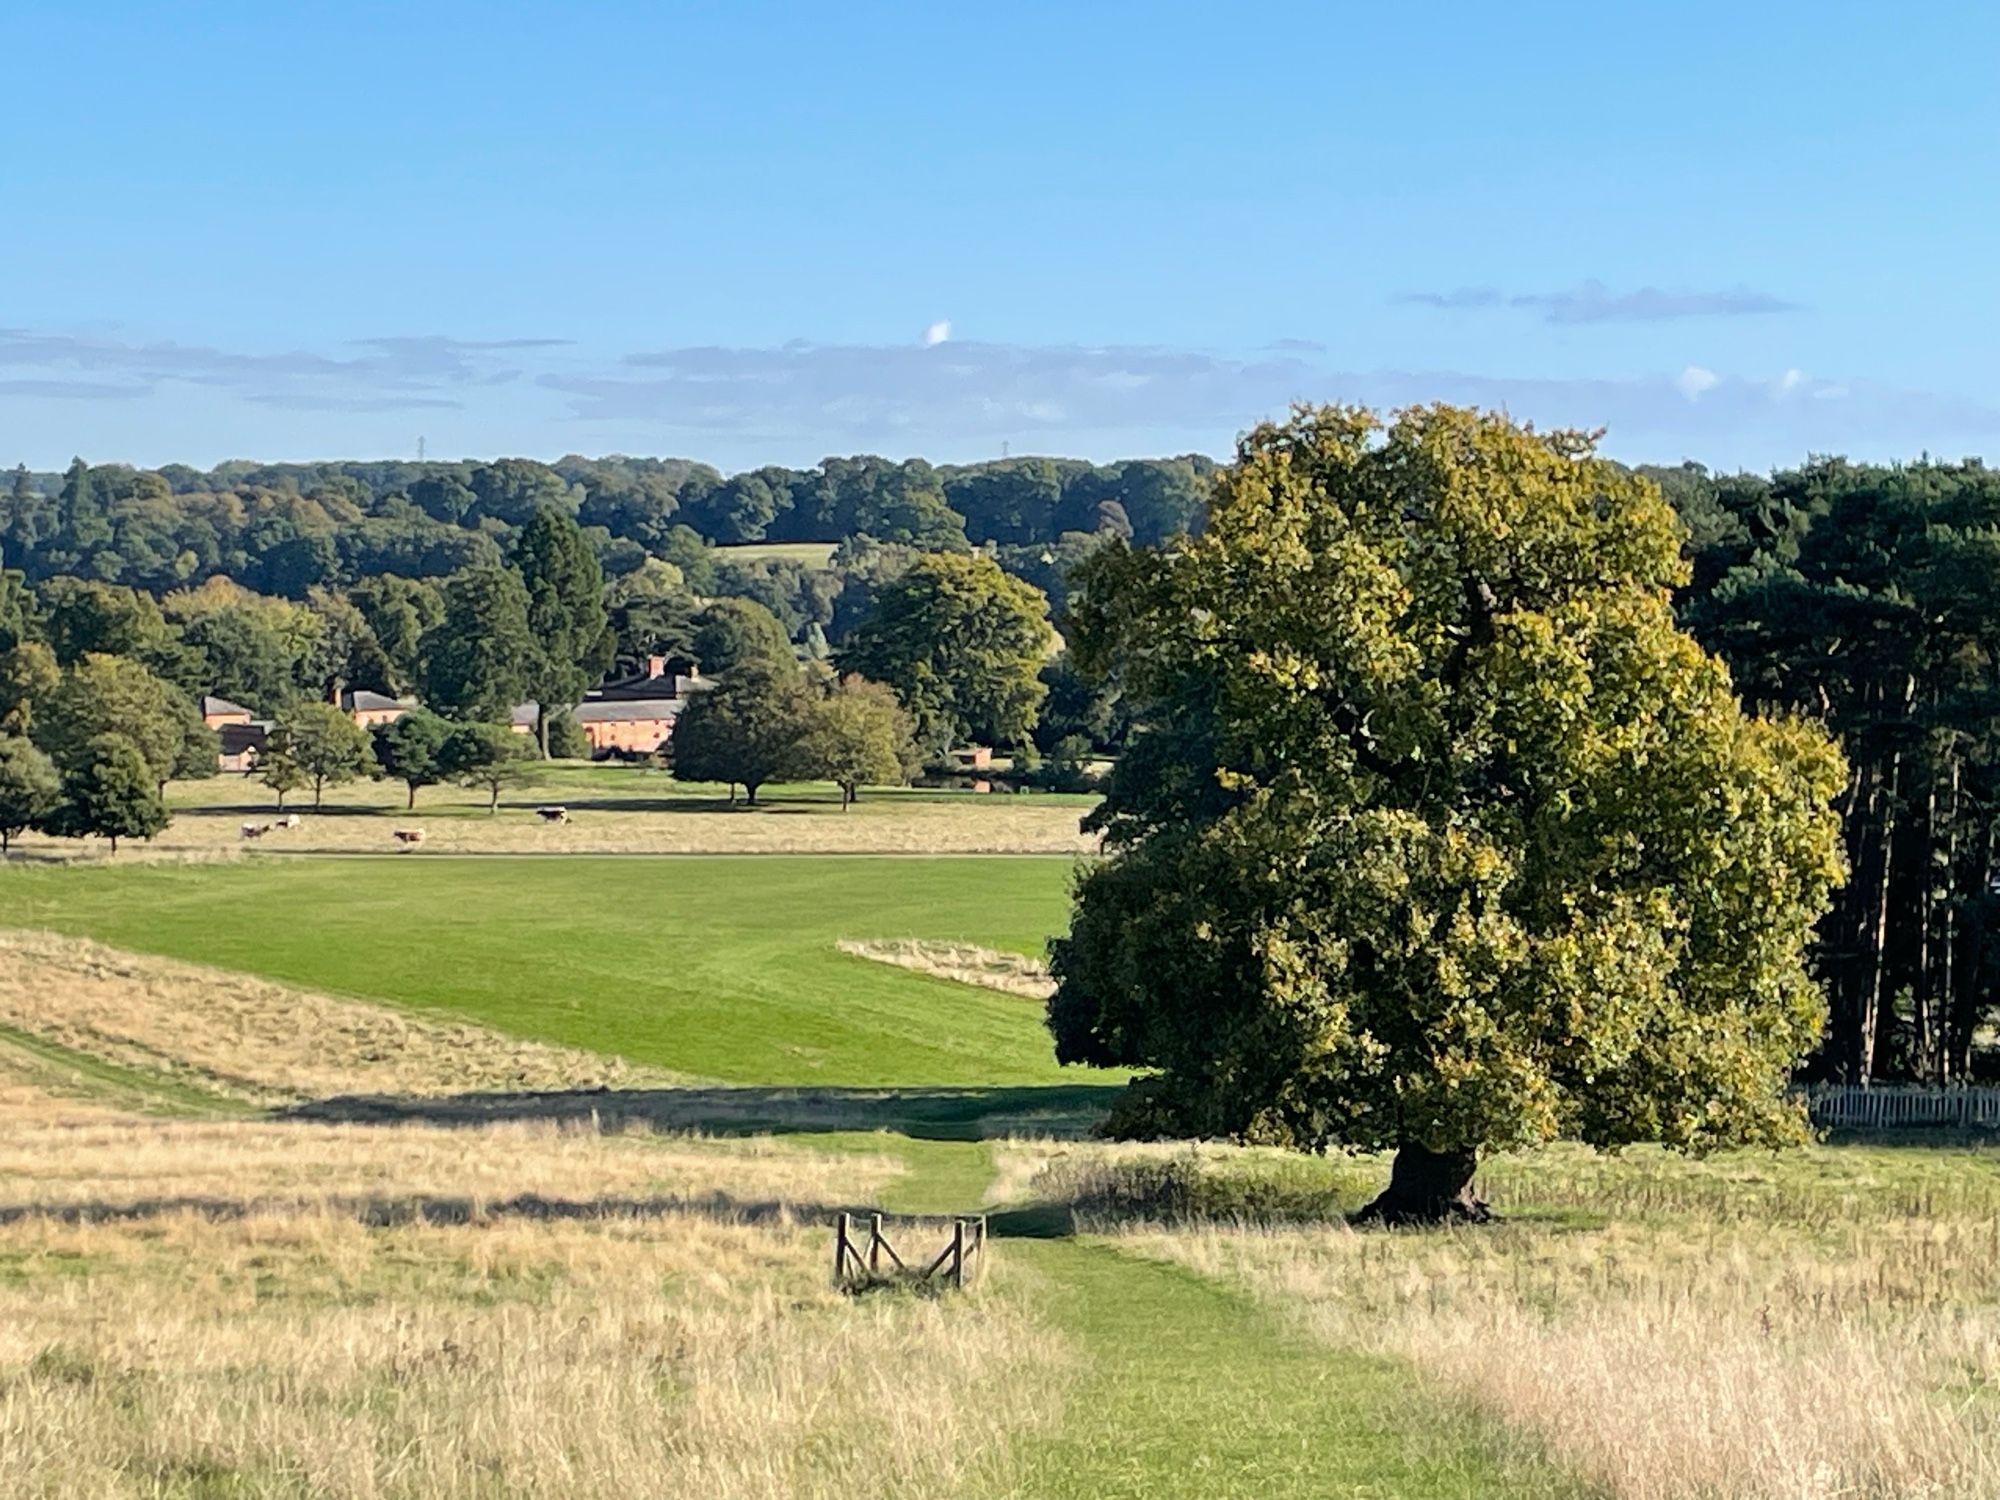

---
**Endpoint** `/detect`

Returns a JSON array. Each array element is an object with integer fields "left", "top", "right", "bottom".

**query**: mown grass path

[
  {"left": 871, "top": 1139, "right": 1578, "bottom": 1500},
  {"left": 1007, "top": 1240, "right": 1573, "bottom": 1500}
]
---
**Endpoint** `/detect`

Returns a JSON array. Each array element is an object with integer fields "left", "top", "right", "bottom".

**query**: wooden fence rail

[
  {"left": 1806, "top": 1085, "right": 2000, "bottom": 1130},
  {"left": 831, "top": 1211, "right": 987, "bottom": 1291}
]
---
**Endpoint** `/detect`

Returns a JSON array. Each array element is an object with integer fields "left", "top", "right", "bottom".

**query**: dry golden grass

[
  {"left": 837, "top": 938, "right": 1056, "bottom": 1000},
  {"left": 1042, "top": 1141, "right": 2000, "bottom": 1500},
  {"left": 0, "top": 929, "right": 686, "bottom": 1105},
  {"left": 0, "top": 1061, "right": 893, "bottom": 1214},
  {"left": 4, "top": 776, "right": 1099, "bottom": 860},
  {"left": 0, "top": 1069, "right": 1063, "bottom": 1499}
]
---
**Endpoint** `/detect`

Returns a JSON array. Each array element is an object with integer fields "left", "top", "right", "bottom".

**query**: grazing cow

[
  {"left": 392, "top": 828, "right": 425, "bottom": 847},
  {"left": 535, "top": 806, "right": 569, "bottom": 824},
  {"left": 239, "top": 822, "right": 271, "bottom": 840},
  {"left": 276, "top": 814, "right": 302, "bottom": 830}
]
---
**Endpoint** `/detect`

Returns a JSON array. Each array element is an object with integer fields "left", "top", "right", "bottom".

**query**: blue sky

[{"left": 4, "top": 1, "right": 1997, "bottom": 473}]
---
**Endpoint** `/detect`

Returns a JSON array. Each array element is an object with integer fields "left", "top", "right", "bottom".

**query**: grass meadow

[
  {"left": 6, "top": 849, "right": 2000, "bottom": 1496},
  {"left": 0, "top": 854, "right": 1082, "bottom": 1087},
  {"left": 711, "top": 539, "right": 841, "bottom": 569},
  {"left": 0, "top": 1057, "right": 1063, "bottom": 1500},
  {"left": 1015, "top": 1141, "right": 2000, "bottom": 1498}
]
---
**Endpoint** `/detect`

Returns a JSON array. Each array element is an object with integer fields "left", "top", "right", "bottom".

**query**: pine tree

[
  {"left": 58, "top": 458, "right": 111, "bottom": 553},
  {"left": 513, "top": 507, "right": 611, "bottom": 755},
  {"left": 418, "top": 566, "right": 538, "bottom": 723}
]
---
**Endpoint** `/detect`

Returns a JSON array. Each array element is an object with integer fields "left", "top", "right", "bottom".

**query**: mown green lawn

[
  {"left": 0, "top": 855, "right": 1085, "bottom": 1087},
  {"left": 710, "top": 539, "right": 840, "bottom": 569}
]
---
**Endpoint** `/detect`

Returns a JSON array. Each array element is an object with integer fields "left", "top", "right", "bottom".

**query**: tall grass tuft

[{"left": 1098, "top": 1141, "right": 2000, "bottom": 1499}]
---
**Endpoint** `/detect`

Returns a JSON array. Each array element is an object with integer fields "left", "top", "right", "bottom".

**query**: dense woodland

[
  {"left": 1, "top": 440, "right": 1996, "bottom": 1087},
  {"left": 0, "top": 451, "right": 1211, "bottom": 601},
  {"left": 1662, "top": 459, "right": 2000, "bottom": 1087}
]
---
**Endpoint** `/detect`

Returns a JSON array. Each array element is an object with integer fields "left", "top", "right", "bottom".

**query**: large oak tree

[{"left": 1048, "top": 405, "right": 1846, "bottom": 1222}]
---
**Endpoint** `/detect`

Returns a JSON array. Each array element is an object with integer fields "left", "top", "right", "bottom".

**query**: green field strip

[
  {"left": 0, "top": 1021, "right": 254, "bottom": 1119},
  {"left": 0, "top": 856, "right": 1088, "bottom": 1088}
]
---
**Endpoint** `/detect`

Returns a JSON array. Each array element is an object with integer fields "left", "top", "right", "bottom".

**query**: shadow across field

[
  {"left": 0, "top": 1187, "right": 1084, "bottom": 1243},
  {"left": 0, "top": 1189, "right": 897, "bottom": 1231},
  {"left": 277, "top": 1082, "right": 1122, "bottom": 1143}
]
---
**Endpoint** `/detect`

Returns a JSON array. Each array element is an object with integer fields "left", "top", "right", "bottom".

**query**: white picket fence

[{"left": 1806, "top": 1085, "right": 2000, "bottom": 1130}]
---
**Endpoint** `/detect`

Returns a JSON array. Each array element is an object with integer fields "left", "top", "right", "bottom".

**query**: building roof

[
  {"left": 202, "top": 694, "right": 252, "bottom": 718},
  {"left": 588, "top": 671, "right": 714, "bottom": 703},
  {"left": 573, "top": 699, "right": 684, "bottom": 725},
  {"left": 510, "top": 702, "right": 539, "bottom": 728},
  {"left": 343, "top": 690, "right": 411, "bottom": 712}
]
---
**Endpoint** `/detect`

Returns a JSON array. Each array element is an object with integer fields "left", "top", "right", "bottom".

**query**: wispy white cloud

[
  {"left": 0, "top": 377, "right": 150, "bottom": 400},
  {"left": 0, "top": 329, "right": 567, "bottom": 410},
  {"left": 544, "top": 339, "right": 1322, "bottom": 441},
  {"left": 1394, "top": 287, "right": 1504, "bottom": 312},
  {"left": 3, "top": 322, "right": 1995, "bottom": 467},
  {"left": 1397, "top": 279, "right": 1798, "bottom": 324},
  {"left": 542, "top": 339, "right": 2000, "bottom": 457},
  {"left": 923, "top": 320, "right": 952, "bottom": 347},
  {"left": 1675, "top": 365, "right": 1720, "bottom": 400}
]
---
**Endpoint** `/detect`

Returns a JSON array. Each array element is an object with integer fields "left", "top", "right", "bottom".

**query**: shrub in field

[
  {"left": 545, "top": 710, "right": 591, "bottom": 761},
  {"left": 1033, "top": 1150, "right": 1361, "bottom": 1227}
]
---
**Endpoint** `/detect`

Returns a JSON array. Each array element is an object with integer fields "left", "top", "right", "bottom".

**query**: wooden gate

[{"left": 831, "top": 1211, "right": 987, "bottom": 1291}]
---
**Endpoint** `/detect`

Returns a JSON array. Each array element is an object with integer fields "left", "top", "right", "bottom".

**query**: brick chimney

[{"left": 646, "top": 653, "right": 667, "bottom": 680}]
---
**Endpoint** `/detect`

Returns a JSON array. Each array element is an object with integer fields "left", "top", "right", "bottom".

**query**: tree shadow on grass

[
  {"left": 0, "top": 1189, "right": 906, "bottom": 1231},
  {"left": 175, "top": 804, "right": 393, "bottom": 821},
  {"left": 507, "top": 797, "right": 827, "bottom": 816},
  {"left": 274, "top": 1082, "right": 1123, "bottom": 1145}
]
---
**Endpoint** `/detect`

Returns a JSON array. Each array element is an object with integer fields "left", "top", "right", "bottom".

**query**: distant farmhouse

[
  {"left": 342, "top": 690, "right": 413, "bottom": 729},
  {"left": 568, "top": 653, "right": 715, "bottom": 757},
  {"left": 204, "top": 655, "right": 717, "bottom": 771},
  {"left": 202, "top": 695, "right": 270, "bottom": 773},
  {"left": 514, "top": 654, "right": 717, "bottom": 758}
]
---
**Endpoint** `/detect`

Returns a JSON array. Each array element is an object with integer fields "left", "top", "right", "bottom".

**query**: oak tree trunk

[{"left": 1353, "top": 1144, "right": 1491, "bottom": 1226}]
